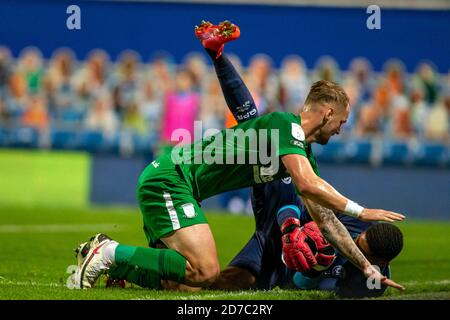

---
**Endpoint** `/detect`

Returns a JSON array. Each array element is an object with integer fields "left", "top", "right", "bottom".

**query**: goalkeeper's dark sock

[
  {"left": 108, "top": 244, "right": 186, "bottom": 288},
  {"left": 206, "top": 49, "right": 258, "bottom": 121}
]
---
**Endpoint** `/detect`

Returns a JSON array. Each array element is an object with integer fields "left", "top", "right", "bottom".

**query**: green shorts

[{"left": 136, "top": 154, "right": 207, "bottom": 246}]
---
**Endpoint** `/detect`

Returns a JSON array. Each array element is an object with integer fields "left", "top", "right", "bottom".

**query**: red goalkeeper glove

[
  {"left": 301, "top": 221, "right": 336, "bottom": 270},
  {"left": 280, "top": 218, "right": 316, "bottom": 273}
]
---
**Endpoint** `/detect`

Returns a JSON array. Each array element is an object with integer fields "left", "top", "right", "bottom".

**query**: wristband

[{"left": 344, "top": 200, "right": 364, "bottom": 218}]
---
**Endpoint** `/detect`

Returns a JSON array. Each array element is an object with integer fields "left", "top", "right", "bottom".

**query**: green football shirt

[{"left": 169, "top": 112, "right": 320, "bottom": 201}]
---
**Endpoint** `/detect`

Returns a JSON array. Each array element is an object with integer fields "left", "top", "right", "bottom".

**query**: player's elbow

[{"left": 296, "top": 178, "right": 316, "bottom": 197}]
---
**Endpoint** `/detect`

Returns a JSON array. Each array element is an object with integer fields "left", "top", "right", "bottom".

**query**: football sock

[
  {"left": 108, "top": 244, "right": 186, "bottom": 288},
  {"left": 206, "top": 49, "right": 259, "bottom": 121}
]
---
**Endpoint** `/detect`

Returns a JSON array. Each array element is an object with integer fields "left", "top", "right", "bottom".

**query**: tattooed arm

[
  {"left": 301, "top": 196, "right": 370, "bottom": 271},
  {"left": 302, "top": 197, "right": 404, "bottom": 291}
]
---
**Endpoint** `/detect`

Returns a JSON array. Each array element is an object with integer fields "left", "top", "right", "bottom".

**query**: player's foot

[
  {"left": 73, "top": 233, "right": 117, "bottom": 289},
  {"left": 194, "top": 20, "right": 240, "bottom": 59}
]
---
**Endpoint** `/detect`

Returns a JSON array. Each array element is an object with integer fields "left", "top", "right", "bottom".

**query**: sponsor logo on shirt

[
  {"left": 236, "top": 100, "right": 251, "bottom": 113},
  {"left": 253, "top": 165, "right": 277, "bottom": 183},
  {"left": 281, "top": 177, "right": 292, "bottom": 185},
  {"left": 291, "top": 123, "right": 305, "bottom": 141},
  {"left": 151, "top": 161, "right": 160, "bottom": 168},
  {"left": 290, "top": 139, "right": 304, "bottom": 148},
  {"left": 236, "top": 108, "right": 257, "bottom": 121}
]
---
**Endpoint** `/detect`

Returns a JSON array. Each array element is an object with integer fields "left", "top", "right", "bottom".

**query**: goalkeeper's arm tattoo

[{"left": 303, "top": 198, "right": 370, "bottom": 271}]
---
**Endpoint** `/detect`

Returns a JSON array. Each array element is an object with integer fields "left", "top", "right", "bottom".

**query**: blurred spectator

[
  {"left": 45, "top": 48, "right": 77, "bottom": 115},
  {"left": 356, "top": 80, "right": 392, "bottom": 137},
  {"left": 415, "top": 62, "right": 439, "bottom": 105},
  {"left": 139, "top": 79, "right": 162, "bottom": 135},
  {"left": 84, "top": 90, "right": 118, "bottom": 136},
  {"left": 6, "top": 72, "right": 29, "bottom": 121},
  {"left": 409, "top": 82, "right": 428, "bottom": 138},
  {"left": 390, "top": 94, "right": 413, "bottom": 140},
  {"left": 22, "top": 94, "right": 49, "bottom": 131},
  {"left": 383, "top": 59, "right": 406, "bottom": 96},
  {"left": 147, "top": 52, "right": 175, "bottom": 96},
  {"left": 356, "top": 102, "right": 382, "bottom": 137},
  {"left": 183, "top": 52, "right": 208, "bottom": 92},
  {"left": 314, "top": 56, "right": 341, "bottom": 84},
  {"left": 73, "top": 49, "right": 111, "bottom": 97},
  {"left": 72, "top": 79, "right": 92, "bottom": 117},
  {"left": 247, "top": 54, "right": 278, "bottom": 114},
  {"left": 199, "top": 75, "right": 227, "bottom": 131},
  {"left": 341, "top": 76, "right": 361, "bottom": 135},
  {"left": 161, "top": 69, "right": 200, "bottom": 145},
  {"left": 17, "top": 47, "right": 44, "bottom": 95},
  {"left": 113, "top": 50, "right": 142, "bottom": 116},
  {"left": 123, "top": 101, "right": 147, "bottom": 135},
  {"left": 348, "top": 57, "right": 375, "bottom": 106},
  {"left": 424, "top": 96, "right": 450, "bottom": 143},
  {"left": 279, "top": 55, "right": 309, "bottom": 113}
]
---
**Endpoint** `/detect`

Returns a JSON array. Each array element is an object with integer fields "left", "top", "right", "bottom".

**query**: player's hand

[
  {"left": 281, "top": 218, "right": 316, "bottom": 272},
  {"left": 301, "top": 222, "right": 336, "bottom": 268},
  {"left": 359, "top": 208, "right": 405, "bottom": 223},
  {"left": 363, "top": 264, "right": 406, "bottom": 292}
]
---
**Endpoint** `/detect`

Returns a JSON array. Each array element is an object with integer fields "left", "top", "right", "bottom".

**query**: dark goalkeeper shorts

[{"left": 136, "top": 154, "right": 208, "bottom": 247}]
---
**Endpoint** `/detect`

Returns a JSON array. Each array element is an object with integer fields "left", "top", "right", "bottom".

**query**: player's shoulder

[
  {"left": 268, "top": 112, "right": 305, "bottom": 142},
  {"left": 267, "top": 111, "right": 300, "bottom": 122},
  {"left": 266, "top": 112, "right": 302, "bottom": 129}
]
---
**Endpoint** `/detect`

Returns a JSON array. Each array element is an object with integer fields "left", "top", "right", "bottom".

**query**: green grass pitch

[{"left": 0, "top": 205, "right": 449, "bottom": 300}]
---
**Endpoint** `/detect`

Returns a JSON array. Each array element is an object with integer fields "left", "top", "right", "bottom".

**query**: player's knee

[
  {"left": 186, "top": 259, "right": 220, "bottom": 286},
  {"left": 198, "top": 264, "right": 220, "bottom": 286}
]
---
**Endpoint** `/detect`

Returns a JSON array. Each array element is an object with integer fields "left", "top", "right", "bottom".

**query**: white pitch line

[
  {"left": 0, "top": 280, "right": 62, "bottom": 287},
  {"left": 403, "top": 279, "right": 450, "bottom": 286},
  {"left": 134, "top": 291, "right": 262, "bottom": 300},
  {"left": 0, "top": 224, "right": 123, "bottom": 233}
]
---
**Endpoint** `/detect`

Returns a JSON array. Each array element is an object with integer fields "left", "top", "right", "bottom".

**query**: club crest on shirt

[
  {"left": 291, "top": 123, "right": 305, "bottom": 141},
  {"left": 332, "top": 265, "right": 346, "bottom": 279},
  {"left": 181, "top": 203, "right": 197, "bottom": 218}
]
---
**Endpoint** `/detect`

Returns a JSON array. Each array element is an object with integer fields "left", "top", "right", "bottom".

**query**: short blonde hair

[{"left": 304, "top": 80, "right": 349, "bottom": 112}]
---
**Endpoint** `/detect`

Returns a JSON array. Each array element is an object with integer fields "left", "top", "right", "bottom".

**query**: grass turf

[{"left": 0, "top": 205, "right": 449, "bottom": 300}]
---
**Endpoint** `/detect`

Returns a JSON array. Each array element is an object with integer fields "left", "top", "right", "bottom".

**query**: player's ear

[{"left": 322, "top": 107, "right": 333, "bottom": 125}]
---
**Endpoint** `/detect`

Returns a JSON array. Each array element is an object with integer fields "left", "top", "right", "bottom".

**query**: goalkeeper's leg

[
  {"left": 212, "top": 53, "right": 259, "bottom": 123},
  {"left": 195, "top": 20, "right": 259, "bottom": 123}
]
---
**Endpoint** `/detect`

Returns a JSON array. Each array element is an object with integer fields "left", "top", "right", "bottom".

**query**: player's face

[
  {"left": 316, "top": 104, "right": 350, "bottom": 145},
  {"left": 356, "top": 232, "right": 389, "bottom": 267}
]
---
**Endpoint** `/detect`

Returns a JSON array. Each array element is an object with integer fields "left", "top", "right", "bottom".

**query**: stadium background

[
  {"left": 0, "top": 0, "right": 449, "bottom": 217},
  {"left": 0, "top": 0, "right": 450, "bottom": 300}
]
